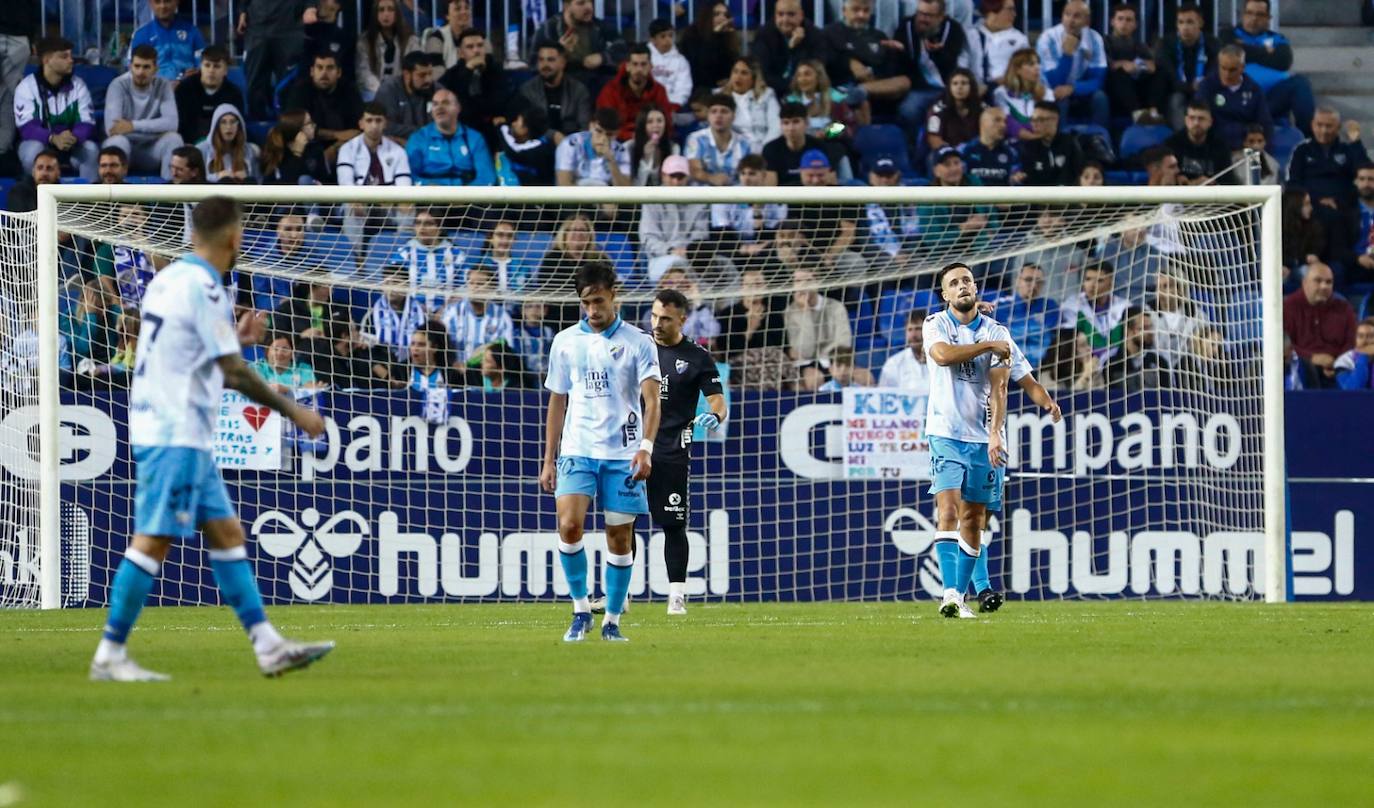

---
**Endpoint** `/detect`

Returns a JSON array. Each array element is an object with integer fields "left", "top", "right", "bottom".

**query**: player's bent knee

[{"left": 557, "top": 519, "right": 585, "bottom": 542}]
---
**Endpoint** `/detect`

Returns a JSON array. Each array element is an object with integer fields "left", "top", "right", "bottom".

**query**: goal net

[{"left": 0, "top": 182, "right": 1285, "bottom": 609}]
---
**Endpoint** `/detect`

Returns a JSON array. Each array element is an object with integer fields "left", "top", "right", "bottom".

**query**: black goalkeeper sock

[{"left": 663, "top": 525, "right": 689, "bottom": 584}]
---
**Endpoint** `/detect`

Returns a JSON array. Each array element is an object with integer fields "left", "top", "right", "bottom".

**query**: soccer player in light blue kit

[
  {"left": 540, "top": 261, "right": 662, "bottom": 642},
  {"left": 924, "top": 261, "right": 1037, "bottom": 619},
  {"left": 90, "top": 196, "right": 336, "bottom": 681}
]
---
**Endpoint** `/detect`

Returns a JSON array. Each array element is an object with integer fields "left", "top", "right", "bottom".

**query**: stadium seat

[
  {"left": 1270, "top": 123, "right": 1304, "bottom": 175},
  {"left": 311, "top": 229, "right": 357, "bottom": 275},
  {"left": 852, "top": 125, "right": 914, "bottom": 177},
  {"left": 1119, "top": 124, "right": 1171, "bottom": 161},
  {"left": 598, "top": 232, "right": 641, "bottom": 287},
  {"left": 514, "top": 231, "right": 553, "bottom": 268},
  {"left": 74, "top": 65, "right": 117, "bottom": 110},
  {"left": 273, "top": 67, "right": 300, "bottom": 116},
  {"left": 227, "top": 67, "right": 248, "bottom": 100},
  {"left": 361, "top": 230, "right": 412, "bottom": 278},
  {"left": 875, "top": 286, "right": 937, "bottom": 350}
]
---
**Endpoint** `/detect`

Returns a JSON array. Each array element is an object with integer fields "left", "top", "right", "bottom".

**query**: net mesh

[{"left": 0, "top": 186, "right": 1272, "bottom": 607}]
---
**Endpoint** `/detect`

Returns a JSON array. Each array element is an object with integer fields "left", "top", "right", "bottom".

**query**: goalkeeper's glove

[{"left": 692, "top": 412, "right": 722, "bottom": 432}]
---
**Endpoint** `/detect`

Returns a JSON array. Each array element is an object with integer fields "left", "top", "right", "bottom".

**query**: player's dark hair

[
  {"left": 99, "top": 145, "right": 128, "bottom": 164},
  {"left": 575, "top": 260, "right": 618, "bottom": 296},
  {"left": 191, "top": 196, "right": 242, "bottom": 244},
  {"left": 202, "top": 44, "right": 231, "bottom": 65},
  {"left": 131, "top": 44, "right": 159, "bottom": 63},
  {"left": 654, "top": 289, "right": 690, "bottom": 311},
  {"left": 932, "top": 261, "right": 972, "bottom": 293}
]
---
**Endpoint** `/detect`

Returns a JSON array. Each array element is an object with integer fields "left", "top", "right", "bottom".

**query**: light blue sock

[
  {"left": 209, "top": 546, "right": 267, "bottom": 632},
  {"left": 933, "top": 531, "right": 960, "bottom": 592},
  {"left": 604, "top": 552, "right": 633, "bottom": 617},
  {"left": 558, "top": 541, "right": 589, "bottom": 602},
  {"left": 971, "top": 531, "right": 992, "bottom": 594},
  {"left": 955, "top": 540, "right": 980, "bottom": 596},
  {"left": 102, "top": 549, "right": 159, "bottom": 643}
]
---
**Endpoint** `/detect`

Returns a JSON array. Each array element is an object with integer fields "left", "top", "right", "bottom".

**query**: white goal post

[{"left": 16, "top": 181, "right": 1287, "bottom": 608}]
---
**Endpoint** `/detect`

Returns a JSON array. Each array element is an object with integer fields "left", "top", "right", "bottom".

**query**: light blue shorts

[
  {"left": 133, "top": 446, "right": 236, "bottom": 538},
  {"left": 927, "top": 436, "right": 1004, "bottom": 510},
  {"left": 554, "top": 456, "right": 649, "bottom": 515}
]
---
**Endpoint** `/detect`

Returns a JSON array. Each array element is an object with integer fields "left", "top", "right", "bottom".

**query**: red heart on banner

[{"left": 243, "top": 406, "right": 271, "bottom": 432}]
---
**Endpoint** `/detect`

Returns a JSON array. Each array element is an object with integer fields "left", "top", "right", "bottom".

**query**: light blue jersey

[
  {"left": 129, "top": 254, "right": 241, "bottom": 451},
  {"left": 544, "top": 317, "right": 661, "bottom": 461},
  {"left": 922, "top": 309, "right": 1031, "bottom": 445}
]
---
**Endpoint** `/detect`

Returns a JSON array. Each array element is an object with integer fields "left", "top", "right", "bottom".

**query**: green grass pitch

[{"left": 2, "top": 602, "right": 1372, "bottom": 806}]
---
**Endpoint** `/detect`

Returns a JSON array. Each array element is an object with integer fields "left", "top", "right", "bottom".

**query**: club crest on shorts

[
  {"left": 675, "top": 359, "right": 688, "bottom": 374},
  {"left": 608, "top": 343, "right": 625, "bottom": 360}
]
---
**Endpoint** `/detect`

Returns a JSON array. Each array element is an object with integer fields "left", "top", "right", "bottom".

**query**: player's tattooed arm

[
  {"left": 216, "top": 353, "right": 326, "bottom": 437},
  {"left": 988, "top": 366, "right": 1010, "bottom": 468}
]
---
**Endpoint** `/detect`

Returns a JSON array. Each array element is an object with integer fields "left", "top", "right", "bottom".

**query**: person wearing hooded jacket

[{"left": 197, "top": 103, "right": 260, "bottom": 182}]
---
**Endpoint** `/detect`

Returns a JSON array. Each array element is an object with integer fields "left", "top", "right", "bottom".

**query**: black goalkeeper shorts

[{"left": 647, "top": 460, "right": 690, "bottom": 527}]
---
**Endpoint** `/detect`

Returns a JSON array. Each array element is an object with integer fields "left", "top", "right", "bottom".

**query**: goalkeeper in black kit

[{"left": 594, "top": 288, "right": 728, "bottom": 616}]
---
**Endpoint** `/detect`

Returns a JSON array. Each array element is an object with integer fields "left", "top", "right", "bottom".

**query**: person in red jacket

[
  {"left": 1283, "top": 261, "right": 1357, "bottom": 388},
  {"left": 595, "top": 43, "right": 674, "bottom": 140}
]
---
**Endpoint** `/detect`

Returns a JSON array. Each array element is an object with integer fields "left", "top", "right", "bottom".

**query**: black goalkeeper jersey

[{"left": 654, "top": 338, "right": 724, "bottom": 464}]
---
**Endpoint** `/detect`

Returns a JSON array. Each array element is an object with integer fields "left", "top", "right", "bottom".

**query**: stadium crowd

[{"left": 5, "top": 0, "right": 1374, "bottom": 393}]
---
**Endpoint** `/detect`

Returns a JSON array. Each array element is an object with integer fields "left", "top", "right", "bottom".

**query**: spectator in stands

[
  {"left": 725, "top": 59, "right": 782, "bottom": 148},
  {"left": 719, "top": 267, "right": 787, "bottom": 360},
  {"left": 641, "top": 155, "right": 710, "bottom": 282},
  {"left": 438, "top": 28, "right": 505, "bottom": 132},
  {"left": 992, "top": 263, "right": 1059, "bottom": 366},
  {"left": 261, "top": 110, "right": 333, "bottom": 185},
  {"left": 15, "top": 37, "right": 98, "bottom": 180},
  {"left": 519, "top": 44, "right": 593, "bottom": 137},
  {"left": 376, "top": 51, "right": 435, "bottom": 140},
  {"left": 894, "top": 0, "right": 972, "bottom": 132},
  {"left": 511, "top": 300, "right": 556, "bottom": 377},
  {"left": 859, "top": 157, "right": 917, "bottom": 264},
  {"left": 754, "top": 0, "right": 830, "bottom": 99},
  {"left": 993, "top": 47, "right": 1053, "bottom": 140},
  {"left": 1103, "top": 305, "right": 1170, "bottom": 391},
  {"left": 686, "top": 94, "right": 754, "bottom": 186},
  {"left": 597, "top": 44, "right": 674, "bottom": 141},
  {"left": 1059, "top": 261, "right": 1130, "bottom": 360},
  {"left": 764, "top": 101, "right": 828, "bottom": 185},
  {"left": 310, "top": 314, "right": 403, "bottom": 389},
  {"left": 168, "top": 144, "right": 206, "bottom": 183},
  {"left": 528, "top": 0, "right": 626, "bottom": 89},
  {"left": 105, "top": 312, "right": 141, "bottom": 377},
  {"left": 1143, "top": 145, "right": 1183, "bottom": 186},
  {"left": 1019, "top": 101, "right": 1082, "bottom": 186},
  {"left": 174, "top": 46, "right": 243, "bottom": 146},
  {"left": 423, "top": 0, "right": 473, "bottom": 69},
  {"left": 103, "top": 45, "right": 183, "bottom": 180},
  {"left": 97, "top": 146, "right": 129, "bottom": 185},
  {"left": 1036, "top": 0, "right": 1109, "bottom": 128},
  {"left": 1021, "top": 209, "right": 1088, "bottom": 302},
  {"left": 541, "top": 213, "right": 611, "bottom": 327},
  {"left": 919, "top": 146, "right": 992, "bottom": 251},
  {"left": 1236, "top": 123, "right": 1280, "bottom": 185},
  {"left": 130, "top": 0, "right": 205, "bottom": 81},
  {"left": 1040, "top": 328, "right": 1102, "bottom": 391},
  {"left": 925, "top": 68, "right": 982, "bottom": 152},
  {"left": 556, "top": 107, "right": 630, "bottom": 186},
  {"left": 1334, "top": 318, "right": 1374, "bottom": 390},
  {"left": 338, "top": 102, "right": 413, "bottom": 187},
  {"left": 647, "top": 18, "right": 694, "bottom": 113},
  {"left": 304, "top": 0, "right": 358, "bottom": 80},
  {"left": 407, "top": 89, "right": 496, "bottom": 185},
  {"left": 62, "top": 281, "right": 119, "bottom": 366},
  {"left": 237, "top": 0, "right": 306, "bottom": 120},
  {"left": 1287, "top": 108, "right": 1372, "bottom": 212},
  {"left": 393, "top": 206, "right": 462, "bottom": 313},
  {"left": 878, "top": 309, "right": 930, "bottom": 390},
  {"left": 787, "top": 58, "right": 864, "bottom": 141},
  {"left": 1283, "top": 261, "right": 1356, "bottom": 387},
  {"left": 818, "top": 346, "right": 874, "bottom": 391},
  {"left": 1165, "top": 101, "right": 1237, "bottom": 184},
  {"left": 712, "top": 154, "right": 788, "bottom": 261},
  {"left": 678, "top": 0, "right": 742, "bottom": 94},
  {"left": 0, "top": 3, "right": 35, "bottom": 174},
  {"left": 959, "top": 106, "right": 1023, "bottom": 186},
  {"left": 1343, "top": 163, "right": 1374, "bottom": 286},
  {"left": 440, "top": 266, "right": 515, "bottom": 363},
  {"left": 1077, "top": 159, "right": 1104, "bottom": 186},
  {"left": 407, "top": 324, "right": 456, "bottom": 391},
  {"left": 629, "top": 105, "right": 678, "bottom": 185},
  {"left": 198, "top": 104, "right": 258, "bottom": 183},
  {"left": 792, "top": 151, "right": 862, "bottom": 269},
  {"left": 284, "top": 52, "right": 365, "bottom": 153},
  {"left": 824, "top": 0, "right": 910, "bottom": 108},
  {"left": 1196, "top": 45, "right": 1272, "bottom": 149},
  {"left": 1281, "top": 190, "right": 1333, "bottom": 288},
  {"left": 92, "top": 203, "right": 163, "bottom": 309},
  {"left": 967, "top": 0, "right": 1027, "bottom": 91},
  {"left": 357, "top": 0, "right": 421, "bottom": 96},
  {"left": 1153, "top": 2, "right": 1217, "bottom": 131},
  {"left": 1150, "top": 270, "right": 1204, "bottom": 369},
  {"left": 252, "top": 211, "right": 311, "bottom": 312},
  {"left": 498, "top": 105, "right": 559, "bottom": 186},
  {"left": 275, "top": 278, "right": 351, "bottom": 342},
  {"left": 473, "top": 219, "right": 536, "bottom": 292},
  {"left": 255, "top": 333, "right": 324, "bottom": 392},
  {"left": 786, "top": 265, "right": 853, "bottom": 390},
  {"left": 477, "top": 342, "right": 521, "bottom": 391},
  {"left": 1223, "top": 0, "right": 1315, "bottom": 136},
  {"left": 1104, "top": 2, "right": 1158, "bottom": 123},
  {"left": 370, "top": 264, "right": 430, "bottom": 362},
  {"left": 646, "top": 266, "right": 721, "bottom": 347}
]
